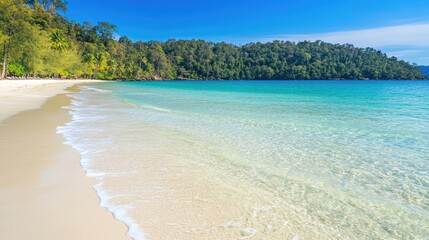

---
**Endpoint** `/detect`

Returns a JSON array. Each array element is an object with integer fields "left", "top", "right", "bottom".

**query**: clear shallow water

[{"left": 59, "top": 81, "right": 429, "bottom": 239}]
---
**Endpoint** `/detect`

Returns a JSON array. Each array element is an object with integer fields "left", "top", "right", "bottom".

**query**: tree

[
  {"left": 29, "top": 30, "right": 81, "bottom": 77},
  {"left": 82, "top": 21, "right": 100, "bottom": 43},
  {"left": 49, "top": 29, "right": 69, "bottom": 52},
  {"left": 118, "top": 36, "right": 132, "bottom": 46},
  {"left": 26, "top": 0, "right": 67, "bottom": 13},
  {"left": 8, "top": 61, "right": 25, "bottom": 76},
  {"left": 96, "top": 22, "right": 117, "bottom": 45},
  {"left": 93, "top": 52, "right": 108, "bottom": 78},
  {"left": 0, "top": 0, "right": 33, "bottom": 79},
  {"left": 83, "top": 53, "right": 96, "bottom": 78}
]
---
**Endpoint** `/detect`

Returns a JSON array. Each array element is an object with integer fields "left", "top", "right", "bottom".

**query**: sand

[
  {"left": 0, "top": 80, "right": 101, "bottom": 123},
  {"left": 0, "top": 80, "right": 130, "bottom": 240}
]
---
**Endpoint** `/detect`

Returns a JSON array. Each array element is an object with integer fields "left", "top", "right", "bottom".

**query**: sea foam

[{"left": 57, "top": 88, "right": 146, "bottom": 240}]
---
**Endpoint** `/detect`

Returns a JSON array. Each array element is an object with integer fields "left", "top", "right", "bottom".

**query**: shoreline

[
  {"left": 0, "top": 80, "right": 130, "bottom": 239},
  {"left": 0, "top": 79, "right": 106, "bottom": 123}
]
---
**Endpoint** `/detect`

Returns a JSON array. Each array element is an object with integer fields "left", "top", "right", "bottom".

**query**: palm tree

[
  {"left": 107, "top": 59, "right": 117, "bottom": 74},
  {"left": 49, "top": 29, "right": 69, "bottom": 52},
  {"left": 83, "top": 53, "right": 96, "bottom": 78},
  {"left": 118, "top": 64, "right": 126, "bottom": 78},
  {"left": 94, "top": 52, "right": 105, "bottom": 73}
]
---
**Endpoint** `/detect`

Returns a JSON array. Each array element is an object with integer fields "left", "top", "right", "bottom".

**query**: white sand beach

[{"left": 0, "top": 80, "right": 130, "bottom": 240}]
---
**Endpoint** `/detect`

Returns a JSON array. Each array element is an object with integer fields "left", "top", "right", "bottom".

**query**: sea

[{"left": 58, "top": 80, "right": 429, "bottom": 239}]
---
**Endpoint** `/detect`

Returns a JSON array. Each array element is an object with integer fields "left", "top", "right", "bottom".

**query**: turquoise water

[{"left": 60, "top": 80, "right": 429, "bottom": 239}]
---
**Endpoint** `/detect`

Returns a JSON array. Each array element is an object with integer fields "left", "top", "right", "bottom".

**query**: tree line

[{"left": 0, "top": 0, "right": 426, "bottom": 80}]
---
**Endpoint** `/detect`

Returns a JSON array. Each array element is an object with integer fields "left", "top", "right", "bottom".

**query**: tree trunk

[
  {"left": 1, "top": 42, "right": 8, "bottom": 79},
  {"left": 1, "top": 58, "right": 6, "bottom": 79}
]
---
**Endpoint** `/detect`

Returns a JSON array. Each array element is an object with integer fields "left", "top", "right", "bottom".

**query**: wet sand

[{"left": 0, "top": 80, "right": 129, "bottom": 240}]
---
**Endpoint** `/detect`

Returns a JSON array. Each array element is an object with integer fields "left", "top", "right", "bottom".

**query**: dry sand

[
  {"left": 0, "top": 80, "right": 130, "bottom": 240},
  {"left": 0, "top": 80, "right": 100, "bottom": 123}
]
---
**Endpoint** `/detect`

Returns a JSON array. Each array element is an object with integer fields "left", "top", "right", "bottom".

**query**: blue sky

[{"left": 66, "top": 0, "right": 429, "bottom": 65}]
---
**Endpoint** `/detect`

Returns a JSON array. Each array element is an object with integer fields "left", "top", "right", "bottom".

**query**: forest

[{"left": 0, "top": 0, "right": 426, "bottom": 80}]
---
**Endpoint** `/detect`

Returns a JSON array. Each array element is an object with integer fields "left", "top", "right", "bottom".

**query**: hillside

[
  {"left": 0, "top": 0, "right": 425, "bottom": 80},
  {"left": 419, "top": 66, "right": 429, "bottom": 78}
]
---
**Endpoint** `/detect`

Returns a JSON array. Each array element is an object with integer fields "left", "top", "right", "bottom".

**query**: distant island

[
  {"left": 0, "top": 0, "right": 426, "bottom": 80},
  {"left": 419, "top": 66, "right": 429, "bottom": 78}
]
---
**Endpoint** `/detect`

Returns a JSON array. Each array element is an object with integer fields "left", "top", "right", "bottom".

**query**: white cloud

[
  {"left": 259, "top": 22, "right": 429, "bottom": 48},
  {"left": 236, "top": 22, "right": 429, "bottom": 64},
  {"left": 385, "top": 49, "right": 422, "bottom": 57}
]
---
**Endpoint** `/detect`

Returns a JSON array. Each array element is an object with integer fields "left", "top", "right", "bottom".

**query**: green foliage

[
  {"left": 158, "top": 39, "right": 425, "bottom": 80},
  {"left": 49, "top": 29, "right": 69, "bottom": 52},
  {"left": 7, "top": 61, "right": 25, "bottom": 76},
  {"left": 96, "top": 22, "right": 117, "bottom": 45},
  {"left": 23, "top": 29, "right": 80, "bottom": 77},
  {"left": 26, "top": 0, "right": 67, "bottom": 13},
  {"left": 0, "top": 0, "right": 35, "bottom": 78},
  {"left": 0, "top": 0, "right": 425, "bottom": 80}
]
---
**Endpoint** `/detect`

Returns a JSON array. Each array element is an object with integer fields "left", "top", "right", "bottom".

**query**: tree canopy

[{"left": 0, "top": 0, "right": 426, "bottom": 80}]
